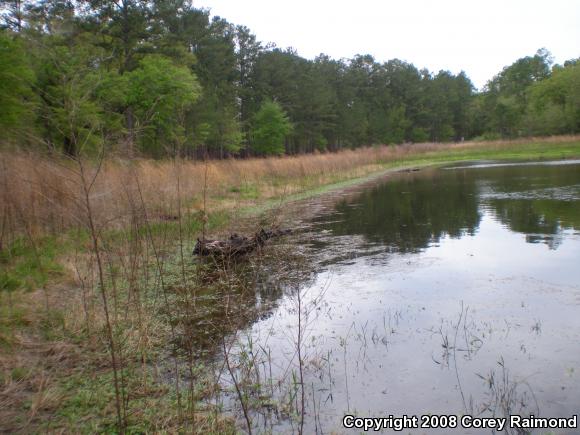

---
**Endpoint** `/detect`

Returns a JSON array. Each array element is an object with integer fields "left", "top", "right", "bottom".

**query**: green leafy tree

[
  {"left": 480, "top": 48, "right": 554, "bottom": 137},
  {"left": 525, "top": 62, "right": 580, "bottom": 135},
  {"left": 82, "top": 0, "right": 152, "bottom": 155},
  {"left": 489, "top": 48, "right": 552, "bottom": 103},
  {"left": 251, "top": 101, "right": 292, "bottom": 155},
  {"left": 234, "top": 24, "right": 262, "bottom": 150},
  {"left": 182, "top": 13, "right": 240, "bottom": 157},
  {"left": 0, "top": 32, "right": 35, "bottom": 136},
  {"left": 32, "top": 32, "right": 107, "bottom": 155},
  {"left": 124, "top": 55, "right": 202, "bottom": 157}
]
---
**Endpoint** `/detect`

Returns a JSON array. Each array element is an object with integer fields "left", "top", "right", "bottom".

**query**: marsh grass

[{"left": 475, "top": 357, "right": 539, "bottom": 435}]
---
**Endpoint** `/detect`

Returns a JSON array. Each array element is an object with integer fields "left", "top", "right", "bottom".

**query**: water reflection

[
  {"left": 311, "top": 170, "right": 480, "bottom": 253},
  {"left": 314, "top": 161, "right": 580, "bottom": 252}
]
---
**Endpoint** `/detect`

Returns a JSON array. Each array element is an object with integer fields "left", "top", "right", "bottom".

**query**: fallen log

[
  {"left": 398, "top": 167, "right": 421, "bottom": 173},
  {"left": 193, "top": 228, "right": 292, "bottom": 258}
]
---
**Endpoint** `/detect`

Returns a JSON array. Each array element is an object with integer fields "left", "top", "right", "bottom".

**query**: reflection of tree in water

[
  {"left": 488, "top": 199, "right": 580, "bottom": 249},
  {"left": 312, "top": 171, "right": 481, "bottom": 253},
  {"left": 479, "top": 163, "right": 580, "bottom": 250},
  {"left": 491, "top": 200, "right": 560, "bottom": 233},
  {"left": 315, "top": 163, "right": 580, "bottom": 252}
]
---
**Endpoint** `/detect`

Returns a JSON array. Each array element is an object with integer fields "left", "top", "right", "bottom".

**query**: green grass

[
  {"left": 229, "top": 183, "right": 260, "bottom": 199},
  {"left": 0, "top": 235, "right": 67, "bottom": 293},
  {"left": 385, "top": 139, "right": 580, "bottom": 166},
  {"left": 51, "top": 370, "right": 169, "bottom": 433},
  {"left": 46, "top": 363, "right": 235, "bottom": 434}
]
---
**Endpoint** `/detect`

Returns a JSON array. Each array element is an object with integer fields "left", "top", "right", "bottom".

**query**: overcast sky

[{"left": 194, "top": 0, "right": 580, "bottom": 90}]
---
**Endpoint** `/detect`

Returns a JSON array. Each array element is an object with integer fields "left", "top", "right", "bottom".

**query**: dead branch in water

[{"left": 193, "top": 228, "right": 292, "bottom": 259}]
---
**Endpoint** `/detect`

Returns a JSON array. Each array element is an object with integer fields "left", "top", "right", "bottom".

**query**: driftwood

[{"left": 193, "top": 228, "right": 292, "bottom": 258}]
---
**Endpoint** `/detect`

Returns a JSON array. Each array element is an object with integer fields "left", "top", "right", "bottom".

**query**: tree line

[{"left": 1, "top": 1, "right": 579, "bottom": 158}]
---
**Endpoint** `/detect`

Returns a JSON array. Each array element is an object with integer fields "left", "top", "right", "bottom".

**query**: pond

[{"left": 218, "top": 159, "right": 580, "bottom": 434}]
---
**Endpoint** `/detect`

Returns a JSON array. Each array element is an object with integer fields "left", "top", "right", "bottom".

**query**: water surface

[{"left": 222, "top": 160, "right": 580, "bottom": 434}]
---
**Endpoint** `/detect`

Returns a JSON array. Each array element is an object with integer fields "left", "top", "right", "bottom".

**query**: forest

[{"left": 1, "top": 0, "right": 580, "bottom": 159}]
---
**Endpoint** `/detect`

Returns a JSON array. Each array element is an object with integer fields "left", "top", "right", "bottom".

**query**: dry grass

[
  {"left": 3, "top": 135, "right": 579, "bottom": 238},
  {"left": 0, "top": 328, "right": 80, "bottom": 432}
]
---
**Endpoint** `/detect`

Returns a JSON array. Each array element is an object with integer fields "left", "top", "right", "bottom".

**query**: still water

[{"left": 224, "top": 160, "right": 580, "bottom": 434}]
